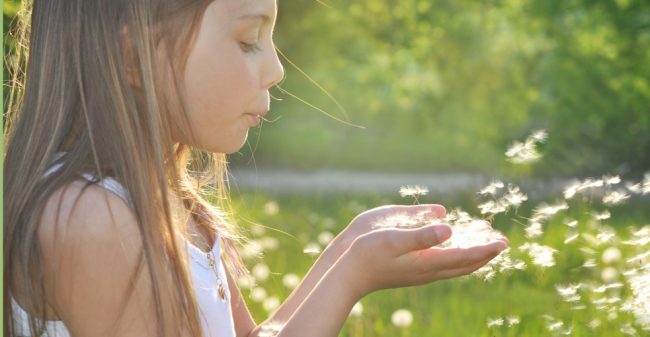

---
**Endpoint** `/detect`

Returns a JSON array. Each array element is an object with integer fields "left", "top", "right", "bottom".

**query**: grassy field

[{"left": 228, "top": 190, "right": 650, "bottom": 337}]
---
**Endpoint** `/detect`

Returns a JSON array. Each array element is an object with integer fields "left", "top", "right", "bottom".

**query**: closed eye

[{"left": 240, "top": 42, "right": 262, "bottom": 53}]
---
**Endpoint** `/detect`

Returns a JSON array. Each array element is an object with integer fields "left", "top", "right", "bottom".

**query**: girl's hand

[
  {"left": 330, "top": 204, "right": 447, "bottom": 256},
  {"left": 340, "top": 223, "right": 508, "bottom": 297}
]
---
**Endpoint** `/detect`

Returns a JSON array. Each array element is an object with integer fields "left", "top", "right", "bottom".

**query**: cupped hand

[
  {"left": 342, "top": 224, "right": 508, "bottom": 297},
  {"left": 331, "top": 204, "right": 447, "bottom": 254}
]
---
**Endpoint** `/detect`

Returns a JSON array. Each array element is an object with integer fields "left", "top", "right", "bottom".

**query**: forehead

[{"left": 222, "top": 0, "right": 276, "bottom": 16}]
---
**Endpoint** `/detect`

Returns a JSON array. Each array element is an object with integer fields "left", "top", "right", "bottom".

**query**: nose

[{"left": 263, "top": 44, "right": 285, "bottom": 89}]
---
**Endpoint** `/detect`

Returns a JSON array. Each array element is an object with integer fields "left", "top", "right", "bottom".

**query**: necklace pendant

[{"left": 218, "top": 284, "right": 227, "bottom": 301}]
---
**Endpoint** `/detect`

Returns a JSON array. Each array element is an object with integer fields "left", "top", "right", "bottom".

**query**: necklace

[{"left": 205, "top": 251, "right": 228, "bottom": 302}]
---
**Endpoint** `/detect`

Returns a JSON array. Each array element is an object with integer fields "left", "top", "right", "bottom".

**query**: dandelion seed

[
  {"left": 556, "top": 283, "right": 582, "bottom": 302},
  {"left": 506, "top": 316, "right": 520, "bottom": 327},
  {"left": 531, "top": 129, "right": 548, "bottom": 142},
  {"left": 583, "top": 258, "right": 597, "bottom": 268},
  {"left": 399, "top": 185, "right": 429, "bottom": 198},
  {"left": 520, "top": 242, "right": 557, "bottom": 268},
  {"left": 620, "top": 324, "right": 638, "bottom": 336},
  {"left": 504, "top": 186, "right": 528, "bottom": 208},
  {"left": 391, "top": 309, "right": 413, "bottom": 328},
  {"left": 566, "top": 220, "right": 578, "bottom": 228},
  {"left": 487, "top": 317, "right": 504, "bottom": 328},
  {"left": 525, "top": 221, "right": 544, "bottom": 239},
  {"left": 603, "top": 175, "right": 621, "bottom": 185},
  {"left": 627, "top": 182, "right": 643, "bottom": 194},
  {"left": 603, "top": 191, "right": 630, "bottom": 206},
  {"left": 594, "top": 211, "right": 611, "bottom": 221},
  {"left": 282, "top": 273, "right": 300, "bottom": 289},
  {"left": 597, "top": 228, "right": 616, "bottom": 243},
  {"left": 534, "top": 202, "right": 569, "bottom": 217},
  {"left": 479, "top": 181, "right": 505, "bottom": 195},
  {"left": 303, "top": 242, "right": 322, "bottom": 256},
  {"left": 349, "top": 302, "right": 363, "bottom": 317},
  {"left": 627, "top": 252, "right": 650, "bottom": 265},
  {"left": 478, "top": 200, "right": 508, "bottom": 215},
  {"left": 627, "top": 267, "right": 650, "bottom": 331},
  {"left": 506, "top": 130, "right": 547, "bottom": 164}
]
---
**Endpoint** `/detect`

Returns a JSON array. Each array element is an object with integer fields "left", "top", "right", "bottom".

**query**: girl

[{"left": 3, "top": 0, "right": 509, "bottom": 336}]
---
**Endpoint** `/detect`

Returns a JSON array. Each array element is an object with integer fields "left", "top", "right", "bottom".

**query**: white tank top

[{"left": 12, "top": 162, "right": 237, "bottom": 337}]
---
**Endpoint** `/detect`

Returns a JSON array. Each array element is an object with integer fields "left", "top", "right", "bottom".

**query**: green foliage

[
  {"left": 3, "top": 0, "right": 648, "bottom": 175},
  {"left": 233, "top": 0, "right": 649, "bottom": 176}
]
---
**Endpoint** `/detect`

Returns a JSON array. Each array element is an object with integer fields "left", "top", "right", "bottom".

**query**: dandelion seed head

[
  {"left": 391, "top": 309, "right": 413, "bottom": 328},
  {"left": 263, "top": 200, "right": 280, "bottom": 216},
  {"left": 601, "top": 267, "right": 620, "bottom": 283},
  {"left": 263, "top": 296, "right": 280, "bottom": 312},
  {"left": 399, "top": 185, "right": 429, "bottom": 198},
  {"left": 250, "top": 287, "right": 267, "bottom": 302},
  {"left": 282, "top": 273, "right": 301, "bottom": 289},
  {"left": 252, "top": 263, "right": 270, "bottom": 282},
  {"left": 602, "top": 247, "right": 622, "bottom": 264}
]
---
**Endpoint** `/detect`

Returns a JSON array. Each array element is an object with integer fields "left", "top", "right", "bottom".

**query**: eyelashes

[{"left": 240, "top": 42, "right": 263, "bottom": 53}]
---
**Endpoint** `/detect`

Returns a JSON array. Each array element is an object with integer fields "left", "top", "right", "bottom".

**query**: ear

[{"left": 120, "top": 26, "right": 142, "bottom": 89}]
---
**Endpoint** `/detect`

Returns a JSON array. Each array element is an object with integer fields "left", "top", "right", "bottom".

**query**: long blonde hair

[{"left": 4, "top": 0, "right": 244, "bottom": 336}]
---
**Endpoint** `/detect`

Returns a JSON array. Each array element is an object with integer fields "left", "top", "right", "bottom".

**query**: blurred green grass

[{"left": 228, "top": 191, "right": 650, "bottom": 337}]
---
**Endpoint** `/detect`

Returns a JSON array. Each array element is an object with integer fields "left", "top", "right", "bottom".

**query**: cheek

[{"left": 185, "top": 47, "right": 256, "bottom": 120}]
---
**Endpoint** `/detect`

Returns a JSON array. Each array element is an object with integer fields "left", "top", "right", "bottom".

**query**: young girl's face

[{"left": 180, "top": 0, "right": 283, "bottom": 153}]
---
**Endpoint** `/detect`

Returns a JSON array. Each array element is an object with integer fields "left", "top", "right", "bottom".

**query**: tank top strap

[{"left": 80, "top": 173, "right": 131, "bottom": 206}]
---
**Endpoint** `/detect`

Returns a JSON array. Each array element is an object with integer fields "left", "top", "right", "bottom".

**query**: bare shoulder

[
  {"left": 39, "top": 179, "right": 139, "bottom": 248},
  {"left": 38, "top": 180, "right": 160, "bottom": 336}
]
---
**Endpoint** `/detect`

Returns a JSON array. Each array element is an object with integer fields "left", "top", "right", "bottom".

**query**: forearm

[
  {"left": 251, "top": 252, "right": 363, "bottom": 337},
  {"left": 265, "top": 236, "right": 349, "bottom": 322}
]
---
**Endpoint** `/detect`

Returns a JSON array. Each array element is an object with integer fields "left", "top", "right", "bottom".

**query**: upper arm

[{"left": 38, "top": 181, "right": 162, "bottom": 336}]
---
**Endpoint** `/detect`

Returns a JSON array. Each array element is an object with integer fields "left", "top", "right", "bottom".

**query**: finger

[
  {"left": 430, "top": 255, "right": 497, "bottom": 281},
  {"left": 390, "top": 204, "right": 446, "bottom": 219},
  {"left": 413, "top": 240, "right": 507, "bottom": 271},
  {"left": 389, "top": 224, "right": 452, "bottom": 254}
]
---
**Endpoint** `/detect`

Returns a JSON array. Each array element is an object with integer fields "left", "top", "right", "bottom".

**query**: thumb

[{"left": 397, "top": 224, "right": 452, "bottom": 253}]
